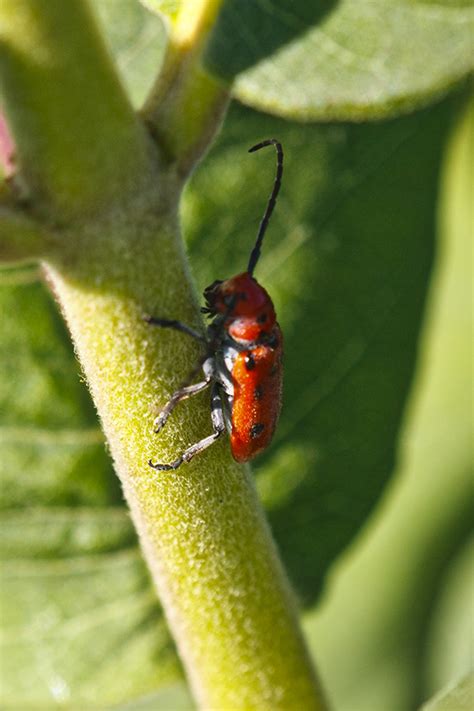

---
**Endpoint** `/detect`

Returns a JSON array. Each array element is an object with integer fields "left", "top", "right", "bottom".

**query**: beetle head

[{"left": 202, "top": 272, "right": 275, "bottom": 342}]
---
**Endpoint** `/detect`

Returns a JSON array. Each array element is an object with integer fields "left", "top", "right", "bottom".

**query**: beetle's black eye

[
  {"left": 223, "top": 294, "right": 240, "bottom": 312},
  {"left": 203, "top": 280, "right": 224, "bottom": 311},
  {"left": 203, "top": 279, "right": 223, "bottom": 298}
]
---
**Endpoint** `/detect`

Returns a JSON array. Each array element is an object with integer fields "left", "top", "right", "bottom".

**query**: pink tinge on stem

[{"left": 0, "top": 112, "right": 15, "bottom": 177}]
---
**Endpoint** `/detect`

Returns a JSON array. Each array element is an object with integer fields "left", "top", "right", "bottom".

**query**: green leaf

[
  {"left": 420, "top": 674, "right": 474, "bottom": 711},
  {"left": 93, "top": 0, "right": 472, "bottom": 120},
  {"left": 139, "top": 0, "right": 181, "bottom": 22},
  {"left": 0, "top": 268, "right": 181, "bottom": 707},
  {"left": 0, "top": 269, "right": 117, "bottom": 505},
  {"left": 92, "top": 0, "right": 167, "bottom": 107},
  {"left": 183, "top": 92, "right": 460, "bottom": 602},
  {"left": 115, "top": 683, "right": 194, "bottom": 710},
  {"left": 204, "top": 0, "right": 474, "bottom": 120},
  {"left": 299, "top": 99, "right": 473, "bottom": 711},
  {"left": 425, "top": 539, "right": 474, "bottom": 695}
]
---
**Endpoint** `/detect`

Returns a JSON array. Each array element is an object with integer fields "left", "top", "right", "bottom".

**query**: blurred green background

[{"left": 0, "top": 1, "right": 472, "bottom": 709}]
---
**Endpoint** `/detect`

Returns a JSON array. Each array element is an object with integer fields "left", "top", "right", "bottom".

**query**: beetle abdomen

[{"left": 230, "top": 326, "right": 283, "bottom": 462}]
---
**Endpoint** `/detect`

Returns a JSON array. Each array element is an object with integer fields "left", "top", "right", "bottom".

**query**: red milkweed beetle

[{"left": 146, "top": 139, "right": 283, "bottom": 470}]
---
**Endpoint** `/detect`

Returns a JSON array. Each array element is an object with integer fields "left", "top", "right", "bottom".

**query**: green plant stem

[
  {"left": 0, "top": 202, "right": 49, "bottom": 261},
  {"left": 44, "top": 207, "right": 326, "bottom": 708},
  {"left": 0, "top": 0, "right": 153, "bottom": 217},
  {"left": 142, "top": 0, "right": 230, "bottom": 173}
]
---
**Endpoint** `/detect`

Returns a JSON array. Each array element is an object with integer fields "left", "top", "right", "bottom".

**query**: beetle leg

[
  {"left": 154, "top": 377, "right": 212, "bottom": 433},
  {"left": 145, "top": 316, "right": 206, "bottom": 343},
  {"left": 149, "top": 383, "right": 225, "bottom": 471}
]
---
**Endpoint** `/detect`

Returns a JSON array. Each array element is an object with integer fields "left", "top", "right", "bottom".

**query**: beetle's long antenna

[{"left": 247, "top": 139, "right": 283, "bottom": 276}]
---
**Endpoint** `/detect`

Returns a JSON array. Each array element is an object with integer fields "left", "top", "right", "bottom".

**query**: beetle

[{"left": 146, "top": 139, "right": 283, "bottom": 470}]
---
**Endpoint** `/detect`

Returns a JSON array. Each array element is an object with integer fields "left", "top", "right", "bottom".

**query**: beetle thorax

[{"left": 203, "top": 272, "right": 276, "bottom": 344}]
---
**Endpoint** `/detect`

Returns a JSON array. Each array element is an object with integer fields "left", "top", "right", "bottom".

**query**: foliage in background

[
  {"left": 303, "top": 104, "right": 473, "bottom": 710},
  {"left": 0, "top": 0, "right": 472, "bottom": 708},
  {"left": 204, "top": 0, "right": 473, "bottom": 120}
]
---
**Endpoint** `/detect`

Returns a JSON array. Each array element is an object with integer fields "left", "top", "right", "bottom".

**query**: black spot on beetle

[
  {"left": 225, "top": 291, "right": 247, "bottom": 307},
  {"left": 257, "top": 312, "right": 267, "bottom": 324},
  {"left": 245, "top": 354, "right": 256, "bottom": 370},
  {"left": 254, "top": 384, "right": 264, "bottom": 400},
  {"left": 223, "top": 294, "right": 237, "bottom": 308},
  {"left": 250, "top": 423, "right": 265, "bottom": 439},
  {"left": 267, "top": 333, "right": 279, "bottom": 348}
]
